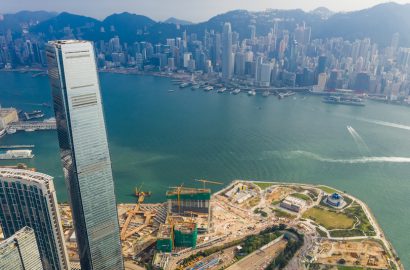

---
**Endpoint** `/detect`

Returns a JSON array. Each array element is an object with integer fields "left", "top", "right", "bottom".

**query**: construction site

[{"left": 23, "top": 179, "right": 402, "bottom": 270}]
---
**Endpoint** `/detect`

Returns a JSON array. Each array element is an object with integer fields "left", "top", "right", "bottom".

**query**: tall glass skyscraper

[
  {"left": 222, "top": 22, "right": 233, "bottom": 80},
  {"left": 46, "top": 40, "right": 123, "bottom": 270},
  {"left": 0, "top": 226, "right": 43, "bottom": 270},
  {"left": 0, "top": 169, "right": 70, "bottom": 270}
]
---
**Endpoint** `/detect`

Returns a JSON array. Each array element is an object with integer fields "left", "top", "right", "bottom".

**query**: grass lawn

[
  {"left": 272, "top": 208, "right": 296, "bottom": 219},
  {"left": 303, "top": 207, "right": 355, "bottom": 230},
  {"left": 317, "top": 185, "right": 339, "bottom": 194},
  {"left": 253, "top": 182, "right": 273, "bottom": 190},
  {"left": 290, "top": 193, "right": 311, "bottom": 201},
  {"left": 337, "top": 266, "right": 369, "bottom": 270}
]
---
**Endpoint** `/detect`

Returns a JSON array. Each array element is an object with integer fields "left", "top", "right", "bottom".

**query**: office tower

[
  {"left": 0, "top": 168, "right": 70, "bottom": 270},
  {"left": 222, "top": 22, "right": 233, "bottom": 80},
  {"left": 0, "top": 227, "right": 43, "bottom": 270},
  {"left": 46, "top": 40, "right": 123, "bottom": 270},
  {"left": 391, "top": 32, "right": 400, "bottom": 50}
]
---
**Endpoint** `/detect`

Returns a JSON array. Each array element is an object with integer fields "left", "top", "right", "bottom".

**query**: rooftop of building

[
  {"left": 157, "top": 224, "right": 173, "bottom": 239},
  {"left": 48, "top": 40, "right": 89, "bottom": 45},
  {"left": 0, "top": 107, "right": 17, "bottom": 116},
  {"left": 0, "top": 168, "right": 53, "bottom": 185},
  {"left": 0, "top": 226, "right": 34, "bottom": 255},
  {"left": 283, "top": 195, "right": 306, "bottom": 206},
  {"left": 174, "top": 222, "right": 197, "bottom": 233}
]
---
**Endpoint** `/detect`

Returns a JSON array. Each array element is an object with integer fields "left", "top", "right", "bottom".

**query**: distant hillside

[
  {"left": 314, "top": 2, "right": 410, "bottom": 46},
  {"left": 7, "top": 2, "right": 410, "bottom": 47},
  {"left": 0, "top": 10, "right": 56, "bottom": 32},
  {"left": 164, "top": 17, "right": 192, "bottom": 25}
]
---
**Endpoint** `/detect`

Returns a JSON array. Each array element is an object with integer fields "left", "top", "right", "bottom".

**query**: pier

[
  {"left": 9, "top": 120, "right": 56, "bottom": 131},
  {"left": 0, "top": 145, "right": 35, "bottom": 149}
]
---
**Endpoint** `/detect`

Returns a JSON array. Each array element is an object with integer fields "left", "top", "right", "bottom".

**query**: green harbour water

[{"left": 0, "top": 72, "right": 410, "bottom": 266}]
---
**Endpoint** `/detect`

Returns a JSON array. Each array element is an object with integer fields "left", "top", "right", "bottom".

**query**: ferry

[
  {"left": 278, "top": 91, "right": 296, "bottom": 99},
  {"left": 179, "top": 82, "right": 190, "bottom": 88},
  {"left": 247, "top": 89, "right": 256, "bottom": 96},
  {"left": 6, "top": 128, "right": 16, "bottom": 134},
  {"left": 232, "top": 89, "right": 241, "bottom": 95},
  {"left": 24, "top": 110, "right": 44, "bottom": 120},
  {"left": 0, "top": 150, "right": 34, "bottom": 160},
  {"left": 262, "top": 91, "right": 270, "bottom": 97},
  {"left": 217, "top": 87, "right": 227, "bottom": 93},
  {"left": 322, "top": 96, "right": 365, "bottom": 106},
  {"left": 204, "top": 86, "right": 214, "bottom": 91}
]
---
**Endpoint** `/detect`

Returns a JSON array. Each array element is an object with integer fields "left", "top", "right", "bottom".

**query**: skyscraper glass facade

[
  {"left": 46, "top": 40, "right": 123, "bottom": 270},
  {"left": 0, "top": 168, "right": 70, "bottom": 270}
]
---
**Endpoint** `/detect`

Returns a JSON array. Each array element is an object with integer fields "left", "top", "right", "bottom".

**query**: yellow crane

[
  {"left": 169, "top": 183, "right": 184, "bottom": 213},
  {"left": 194, "top": 179, "right": 223, "bottom": 189}
]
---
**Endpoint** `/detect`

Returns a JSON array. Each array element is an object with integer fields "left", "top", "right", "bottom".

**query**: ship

[
  {"left": 232, "top": 89, "right": 241, "bottom": 95},
  {"left": 322, "top": 96, "right": 365, "bottom": 106},
  {"left": 6, "top": 128, "right": 16, "bottom": 134},
  {"left": 0, "top": 150, "right": 34, "bottom": 160},
  {"left": 24, "top": 110, "right": 45, "bottom": 120},
  {"left": 278, "top": 91, "right": 296, "bottom": 99},
  {"left": 247, "top": 89, "right": 256, "bottom": 96},
  {"left": 179, "top": 82, "right": 190, "bottom": 88}
]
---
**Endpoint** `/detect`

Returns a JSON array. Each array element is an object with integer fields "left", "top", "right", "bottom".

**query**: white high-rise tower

[{"left": 222, "top": 22, "right": 233, "bottom": 80}]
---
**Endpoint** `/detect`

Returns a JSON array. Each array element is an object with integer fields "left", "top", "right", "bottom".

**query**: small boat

[
  {"left": 262, "top": 91, "right": 270, "bottom": 97},
  {"left": 179, "top": 82, "right": 190, "bottom": 88},
  {"left": 6, "top": 128, "right": 16, "bottom": 134},
  {"left": 191, "top": 85, "right": 200, "bottom": 90},
  {"left": 217, "top": 87, "right": 227, "bottom": 93},
  {"left": 247, "top": 89, "right": 256, "bottom": 96},
  {"left": 204, "top": 86, "right": 214, "bottom": 91},
  {"left": 168, "top": 89, "right": 175, "bottom": 92},
  {"left": 25, "top": 128, "right": 36, "bottom": 132},
  {"left": 232, "top": 89, "right": 241, "bottom": 95}
]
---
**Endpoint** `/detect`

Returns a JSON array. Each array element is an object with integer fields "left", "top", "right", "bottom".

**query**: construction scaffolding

[
  {"left": 166, "top": 187, "right": 211, "bottom": 215},
  {"left": 156, "top": 224, "right": 173, "bottom": 252},
  {"left": 174, "top": 222, "right": 198, "bottom": 248}
]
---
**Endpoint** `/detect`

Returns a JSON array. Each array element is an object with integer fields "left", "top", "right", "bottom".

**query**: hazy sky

[{"left": 1, "top": 0, "right": 410, "bottom": 22}]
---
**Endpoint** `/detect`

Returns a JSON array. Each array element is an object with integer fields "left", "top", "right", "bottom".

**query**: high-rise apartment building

[
  {"left": 0, "top": 168, "right": 70, "bottom": 270},
  {"left": 46, "top": 40, "right": 123, "bottom": 270},
  {"left": 222, "top": 22, "right": 233, "bottom": 80},
  {"left": 0, "top": 226, "right": 43, "bottom": 270}
]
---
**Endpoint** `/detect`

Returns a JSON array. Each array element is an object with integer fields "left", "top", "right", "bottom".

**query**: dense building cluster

[{"left": 1, "top": 19, "right": 410, "bottom": 100}]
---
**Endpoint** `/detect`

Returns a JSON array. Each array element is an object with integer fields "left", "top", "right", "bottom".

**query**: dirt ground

[{"left": 315, "top": 239, "right": 389, "bottom": 269}]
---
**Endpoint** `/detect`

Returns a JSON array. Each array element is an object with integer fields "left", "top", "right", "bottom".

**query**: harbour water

[{"left": 0, "top": 72, "right": 410, "bottom": 266}]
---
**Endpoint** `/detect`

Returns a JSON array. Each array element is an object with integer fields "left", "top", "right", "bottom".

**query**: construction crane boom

[{"left": 194, "top": 179, "right": 223, "bottom": 189}]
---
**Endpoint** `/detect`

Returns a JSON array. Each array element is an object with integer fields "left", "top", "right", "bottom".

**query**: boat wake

[
  {"left": 283, "top": 150, "right": 410, "bottom": 164},
  {"left": 355, "top": 117, "right": 410, "bottom": 131},
  {"left": 346, "top": 125, "right": 369, "bottom": 154}
]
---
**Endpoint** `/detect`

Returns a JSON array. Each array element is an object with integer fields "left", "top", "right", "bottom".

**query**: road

[{"left": 226, "top": 238, "right": 287, "bottom": 270}]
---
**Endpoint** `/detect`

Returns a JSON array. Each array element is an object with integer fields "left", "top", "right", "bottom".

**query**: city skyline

[{"left": 1, "top": 0, "right": 410, "bottom": 22}]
